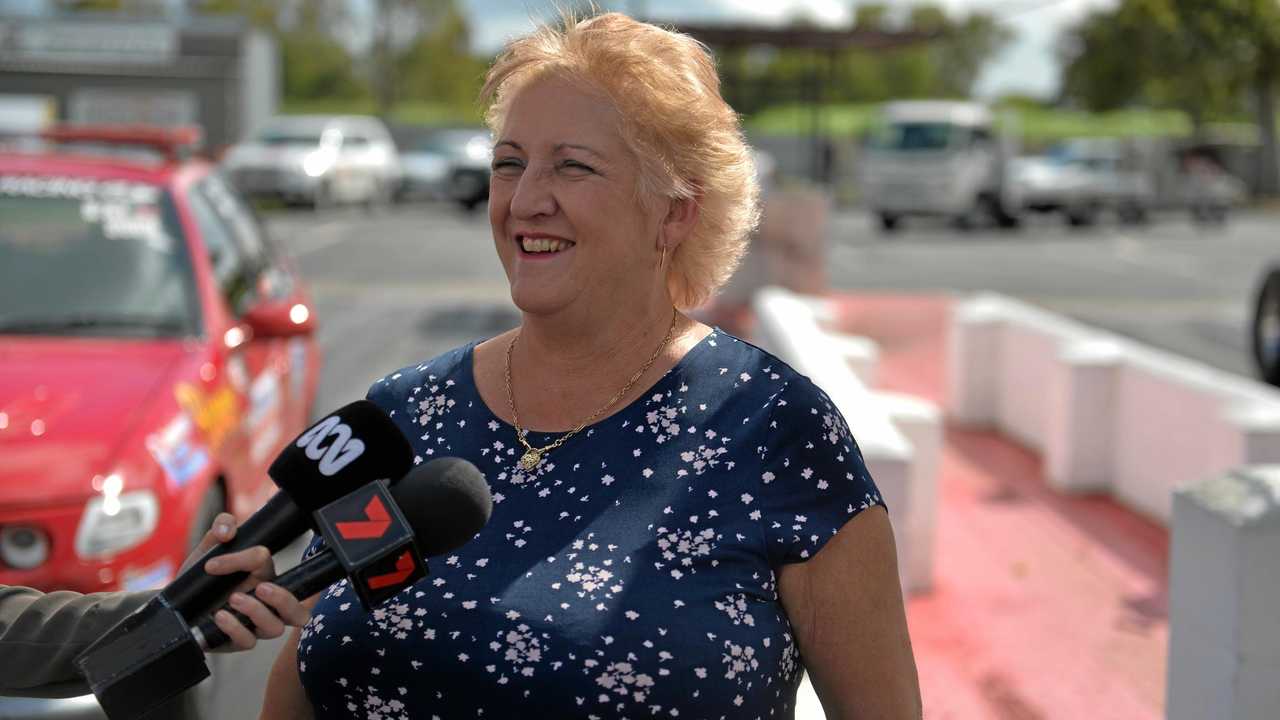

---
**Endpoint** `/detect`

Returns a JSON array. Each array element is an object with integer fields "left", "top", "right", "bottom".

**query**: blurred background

[{"left": 3, "top": 0, "right": 1280, "bottom": 718}]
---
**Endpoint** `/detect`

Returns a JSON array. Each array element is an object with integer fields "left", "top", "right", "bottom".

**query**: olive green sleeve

[{"left": 0, "top": 585, "right": 157, "bottom": 697}]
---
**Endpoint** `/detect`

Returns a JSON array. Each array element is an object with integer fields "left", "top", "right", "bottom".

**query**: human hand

[{"left": 181, "top": 512, "right": 311, "bottom": 652}]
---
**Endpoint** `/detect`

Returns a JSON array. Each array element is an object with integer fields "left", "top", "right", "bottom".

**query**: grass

[
  {"left": 279, "top": 99, "right": 484, "bottom": 127},
  {"left": 746, "top": 102, "right": 1195, "bottom": 147}
]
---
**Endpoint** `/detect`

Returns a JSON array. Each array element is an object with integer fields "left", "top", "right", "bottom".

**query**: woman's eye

[
  {"left": 560, "top": 160, "right": 594, "bottom": 173},
  {"left": 492, "top": 158, "right": 523, "bottom": 173}
]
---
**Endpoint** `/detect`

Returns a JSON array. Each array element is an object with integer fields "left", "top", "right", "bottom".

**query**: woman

[{"left": 262, "top": 12, "right": 920, "bottom": 719}]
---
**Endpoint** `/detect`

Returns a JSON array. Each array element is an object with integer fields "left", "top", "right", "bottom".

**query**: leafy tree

[
  {"left": 1169, "top": 0, "right": 1280, "bottom": 194},
  {"left": 1060, "top": 0, "right": 1280, "bottom": 194}
]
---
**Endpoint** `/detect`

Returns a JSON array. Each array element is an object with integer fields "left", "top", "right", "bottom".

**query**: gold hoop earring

[{"left": 660, "top": 243, "right": 667, "bottom": 268}]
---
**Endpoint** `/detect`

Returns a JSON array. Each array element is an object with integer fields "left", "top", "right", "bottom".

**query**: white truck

[{"left": 858, "top": 100, "right": 1022, "bottom": 232}]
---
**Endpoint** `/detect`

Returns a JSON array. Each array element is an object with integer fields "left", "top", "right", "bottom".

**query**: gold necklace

[{"left": 505, "top": 312, "right": 679, "bottom": 471}]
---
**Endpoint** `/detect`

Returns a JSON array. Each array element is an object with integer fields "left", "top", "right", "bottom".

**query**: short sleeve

[{"left": 757, "top": 376, "right": 885, "bottom": 566}]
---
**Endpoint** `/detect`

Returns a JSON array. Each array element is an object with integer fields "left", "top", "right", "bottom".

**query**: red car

[{"left": 0, "top": 126, "right": 322, "bottom": 596}]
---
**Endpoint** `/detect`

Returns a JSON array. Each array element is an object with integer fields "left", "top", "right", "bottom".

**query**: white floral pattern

[{"left": 297, "top": 334, "right": 884, "bottom": 719}]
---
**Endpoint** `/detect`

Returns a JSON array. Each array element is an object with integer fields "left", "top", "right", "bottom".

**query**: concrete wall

[{"left": 950, "top": 293, "right": 1280, "bottom": 523}]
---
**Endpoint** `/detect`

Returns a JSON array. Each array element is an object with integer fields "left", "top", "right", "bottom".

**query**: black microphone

[
  {"left": 73, "top": 400, "right": 412, "bottom": 717},
  {"left": 192, "top": 457, "right": 493, "bottom": 651},
  {"left": 163, "top": 400, "right": 413, "bottom": 620}
]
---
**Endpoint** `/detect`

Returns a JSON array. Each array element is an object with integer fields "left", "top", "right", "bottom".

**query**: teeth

[{"left": 520, "top": 236, "right": 572, "bottom": 253}]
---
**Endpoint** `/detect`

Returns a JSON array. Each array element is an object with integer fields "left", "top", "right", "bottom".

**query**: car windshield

[
  {"left": 416, "top": 130, "right": 489, "bottom": 155},
  {"left": 257, "top": 130, "right": 324, "bottom": 146},
  {"left": 0, "top": 175, "right": 200, "bottom": 338},
  {"left": 868, "top": 122, "right": 959, "bottom": 152}
]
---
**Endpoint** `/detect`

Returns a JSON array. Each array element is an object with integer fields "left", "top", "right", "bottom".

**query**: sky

[{"left": 462, "top": 0, "right": 1121, "bottom": 100}]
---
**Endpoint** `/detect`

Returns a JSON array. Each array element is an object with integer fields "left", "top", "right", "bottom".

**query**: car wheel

[
  {"left": 311, "top": 181, "right": 333, "bottom": 212},
  {"left": 187, "top": 483, "right": 226, "bottom": 553},
  {"left": 164, "top": 484, "right": 225, "bottom": 720},
  {"left": 1066, "top": 204, "right": 1098, "bottom": 227},
  {"left": 1252, "top": 268, "right": 1280, "bottom": 386},
  {"left": 364, "top": 178, "right": 391, "bottom": 214},
  {"left": 878, "top": 213, "right": 900, "bottom": 233}
]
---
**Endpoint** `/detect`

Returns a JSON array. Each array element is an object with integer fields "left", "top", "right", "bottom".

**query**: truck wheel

[
  {"left": 878, "top": 213, "right": 900, "bottom": 233},
  {"left": 1118, "top": 202, "right": 1148, "bottom": 225},
  {"left": 1066, "top": 204, "right": 1098, "bottom": 227},
  {"left": 1252, "top": 268, "right": 1280, "bottom": 386}
]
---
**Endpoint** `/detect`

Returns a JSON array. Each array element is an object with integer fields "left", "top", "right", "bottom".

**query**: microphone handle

[
  {"left": 192, "top": 549, "right": 345, "bottom": 651},
  {"left": 163, "top": 492, "right": 308, "bottom": 620}
]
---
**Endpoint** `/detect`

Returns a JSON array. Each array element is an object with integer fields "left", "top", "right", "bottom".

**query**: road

[{"left": 827, "top": 209, "right": 1272, "bottom": 378}]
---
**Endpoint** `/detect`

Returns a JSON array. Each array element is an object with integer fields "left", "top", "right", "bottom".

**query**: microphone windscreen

[
  {"left": 269, "top": 400, "right": 414, "bottom": 511},
  {"left": 391, "top": 457, "right": 493, "bottom": 557}
]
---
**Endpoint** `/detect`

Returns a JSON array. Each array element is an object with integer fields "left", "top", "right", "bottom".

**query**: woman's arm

[
  {"left": 259, "top": 627, "right": 314, "bottom": 720},
  {"left": 777, "top": 506, "right": 922, "bottom": 720}
]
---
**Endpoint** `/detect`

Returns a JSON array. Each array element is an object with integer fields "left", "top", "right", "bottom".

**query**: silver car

[{"left": 222, "top": 115, "right": 403, "bottom": 211}]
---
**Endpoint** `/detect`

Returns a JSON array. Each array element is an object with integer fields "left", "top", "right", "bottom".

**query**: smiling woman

[{"left": 262, "top": 11, "right": 921, "bottom": 720}]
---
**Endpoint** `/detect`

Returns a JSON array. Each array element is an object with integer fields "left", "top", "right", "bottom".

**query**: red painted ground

[{"left": 833, "top": 294, "right": 1169, "bottom": 720}]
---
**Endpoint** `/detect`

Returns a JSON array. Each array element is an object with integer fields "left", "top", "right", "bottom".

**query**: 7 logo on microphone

[{"left": 313, "top": 479, "right": 426, "bottom": 609}]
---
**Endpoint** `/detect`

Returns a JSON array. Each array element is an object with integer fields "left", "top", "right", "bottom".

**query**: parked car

[
  {"left": 1013, "top": 138, "right": 1155, "bottom": 226},
  {"left": 0, "top": 125, "right": 322, "bottom": 718},
  {"left": 397, "top": 127, "right": 491, "bottom": 210},
  {"left": 221, "top": 114, "right": 402, "bottom": 211},
  {"left": 1253, "top": 266, "right": 1280, "bottom": 386},
  {"left": 858, "top": 100, "right": 1022, "bottom": 232}
]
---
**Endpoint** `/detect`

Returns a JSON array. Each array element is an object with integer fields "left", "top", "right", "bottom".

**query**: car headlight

[
  {"left": 0, "top": 525, "right": 51, "bottom": 569},
  {"left": 75, "top": 480, "right": 159, "bottom": 558},
  {"left": 302, "top": 150, "right": 335, "bottom": 178}
]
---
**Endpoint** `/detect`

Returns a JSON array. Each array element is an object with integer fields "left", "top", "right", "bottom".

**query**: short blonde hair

[{"left": 481, "top": 11, "right": 760, "bottom": 310}]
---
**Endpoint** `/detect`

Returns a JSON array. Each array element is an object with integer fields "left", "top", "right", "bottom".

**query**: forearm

[
  {"left": 0, "top": 586, "right": 156, "bottom": 695},
  {"left": 260, "top": 627, "right": 314, "bottom": 719}
]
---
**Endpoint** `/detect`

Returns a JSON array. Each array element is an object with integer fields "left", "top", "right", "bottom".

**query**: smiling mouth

[{"left": 518, "top": 235, "right": 575, "bottom": 254}]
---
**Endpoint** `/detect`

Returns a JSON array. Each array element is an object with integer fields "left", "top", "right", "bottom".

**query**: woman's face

[{"left": 489, "top": 74, "right": 665, "bottom": 319}]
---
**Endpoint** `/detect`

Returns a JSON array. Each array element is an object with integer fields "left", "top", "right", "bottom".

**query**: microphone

[
  {"left": 73, "top": 400, "right": 412, "bottom": 716},
  {"left": 74, "top": 458, "right": 491, "bottom": 720},
  {"left": 163, "top": 400, "right": 413, "bottom": 621},
  {"left": 192, "top": 457, "right": 493, "bottom": 651}
]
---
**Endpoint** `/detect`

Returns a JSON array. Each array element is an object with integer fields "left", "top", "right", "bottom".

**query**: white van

[{"left": 859, "top": 101, "right": 1021, "bottom": 232}]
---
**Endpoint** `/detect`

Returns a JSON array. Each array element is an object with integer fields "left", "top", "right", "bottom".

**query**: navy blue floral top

[{"left": 297, "top": 330, "right": 884, "bottom": 719}]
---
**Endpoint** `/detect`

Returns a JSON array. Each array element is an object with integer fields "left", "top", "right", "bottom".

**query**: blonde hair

[{"left": 481, "top": 11, "right": 760, "bottom": 310}]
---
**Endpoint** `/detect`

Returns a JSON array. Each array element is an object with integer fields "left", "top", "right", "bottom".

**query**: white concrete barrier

[
  {"left": 753, "top": 286, "right": 940, "bottom": 594},
  {"left": 949, "top": 293, "right": 1280, "bottom": 523},
  {"left": 1167, "top": 466, "right": 1280, "bottom": 720}
]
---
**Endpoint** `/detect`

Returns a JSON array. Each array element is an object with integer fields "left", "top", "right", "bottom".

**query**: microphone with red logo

[
  {"left": 73, "top": 400, "right": 413, "bottom": 717},
  {"left": 162, "top": 400, "right": 414, "bottom": 621},
  {"left": 191, "top": 456, "right": 492, "bottom": 650},
  {"left": 77, "top": 457, "right": 491, "bottom": 720}
]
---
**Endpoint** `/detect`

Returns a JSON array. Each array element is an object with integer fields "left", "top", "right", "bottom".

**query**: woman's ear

[{"left": 659, "top": 193, "right": 701, "bottom": 252}]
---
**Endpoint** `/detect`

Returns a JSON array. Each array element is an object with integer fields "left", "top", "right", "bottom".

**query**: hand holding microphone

[
  {"left": 180, "top": 514, "right": 310, "bottom": 653},
  {"left": 74, "top": 400, "right": 416, "bottom": 717},
  {"left": 191, "top": 456, "right": 493, "bottom": 652}
]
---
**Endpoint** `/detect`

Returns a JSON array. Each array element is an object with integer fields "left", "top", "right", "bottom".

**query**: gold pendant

[{"left": 519, "top": 449, "right": 542, "bottom": 471}]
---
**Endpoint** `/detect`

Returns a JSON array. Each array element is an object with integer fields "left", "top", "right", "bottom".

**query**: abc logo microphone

[{"left": 74, "top": 400, "right": 416, "bottom": 718}]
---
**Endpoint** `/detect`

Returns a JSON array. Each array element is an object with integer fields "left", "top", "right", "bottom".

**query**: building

[{"left": 0, "top": 12, "right": 277, "bottom": 152}]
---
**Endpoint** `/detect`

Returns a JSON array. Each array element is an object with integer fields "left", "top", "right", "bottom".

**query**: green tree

[
  {"left": 368, "top": 0, "right": 479, "bottom": 118},
  {"left": 1060, "top": 0, "right": 1279, "bottom": 195},
  {"left": 393, "top": 1, "right": 486, "bottom": 111},
  {"left": 1059, "top": 1, "right": 1238, "bottom": 131},
  {"left": 1170, "top": 0, "right": 1280, "bottom": 194}
]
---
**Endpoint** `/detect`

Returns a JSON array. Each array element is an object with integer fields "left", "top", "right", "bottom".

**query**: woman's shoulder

[
  {"left": 365, "top": 341, "right": 478, "bottom": 405},
  {"left": 701, "top": 329, "right": 820, "bottom": 396},
  {"left": 699, "top": 330, "right": 844, "bottom": 426}
]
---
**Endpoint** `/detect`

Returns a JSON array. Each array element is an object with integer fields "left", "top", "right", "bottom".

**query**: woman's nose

[{"left": 509, "top": 167, "right": 557, "bottom": 219}]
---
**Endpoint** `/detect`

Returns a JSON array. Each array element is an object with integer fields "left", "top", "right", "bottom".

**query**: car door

[{"left": 186, "top": 174, "right": 296, "bottom": 514}]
